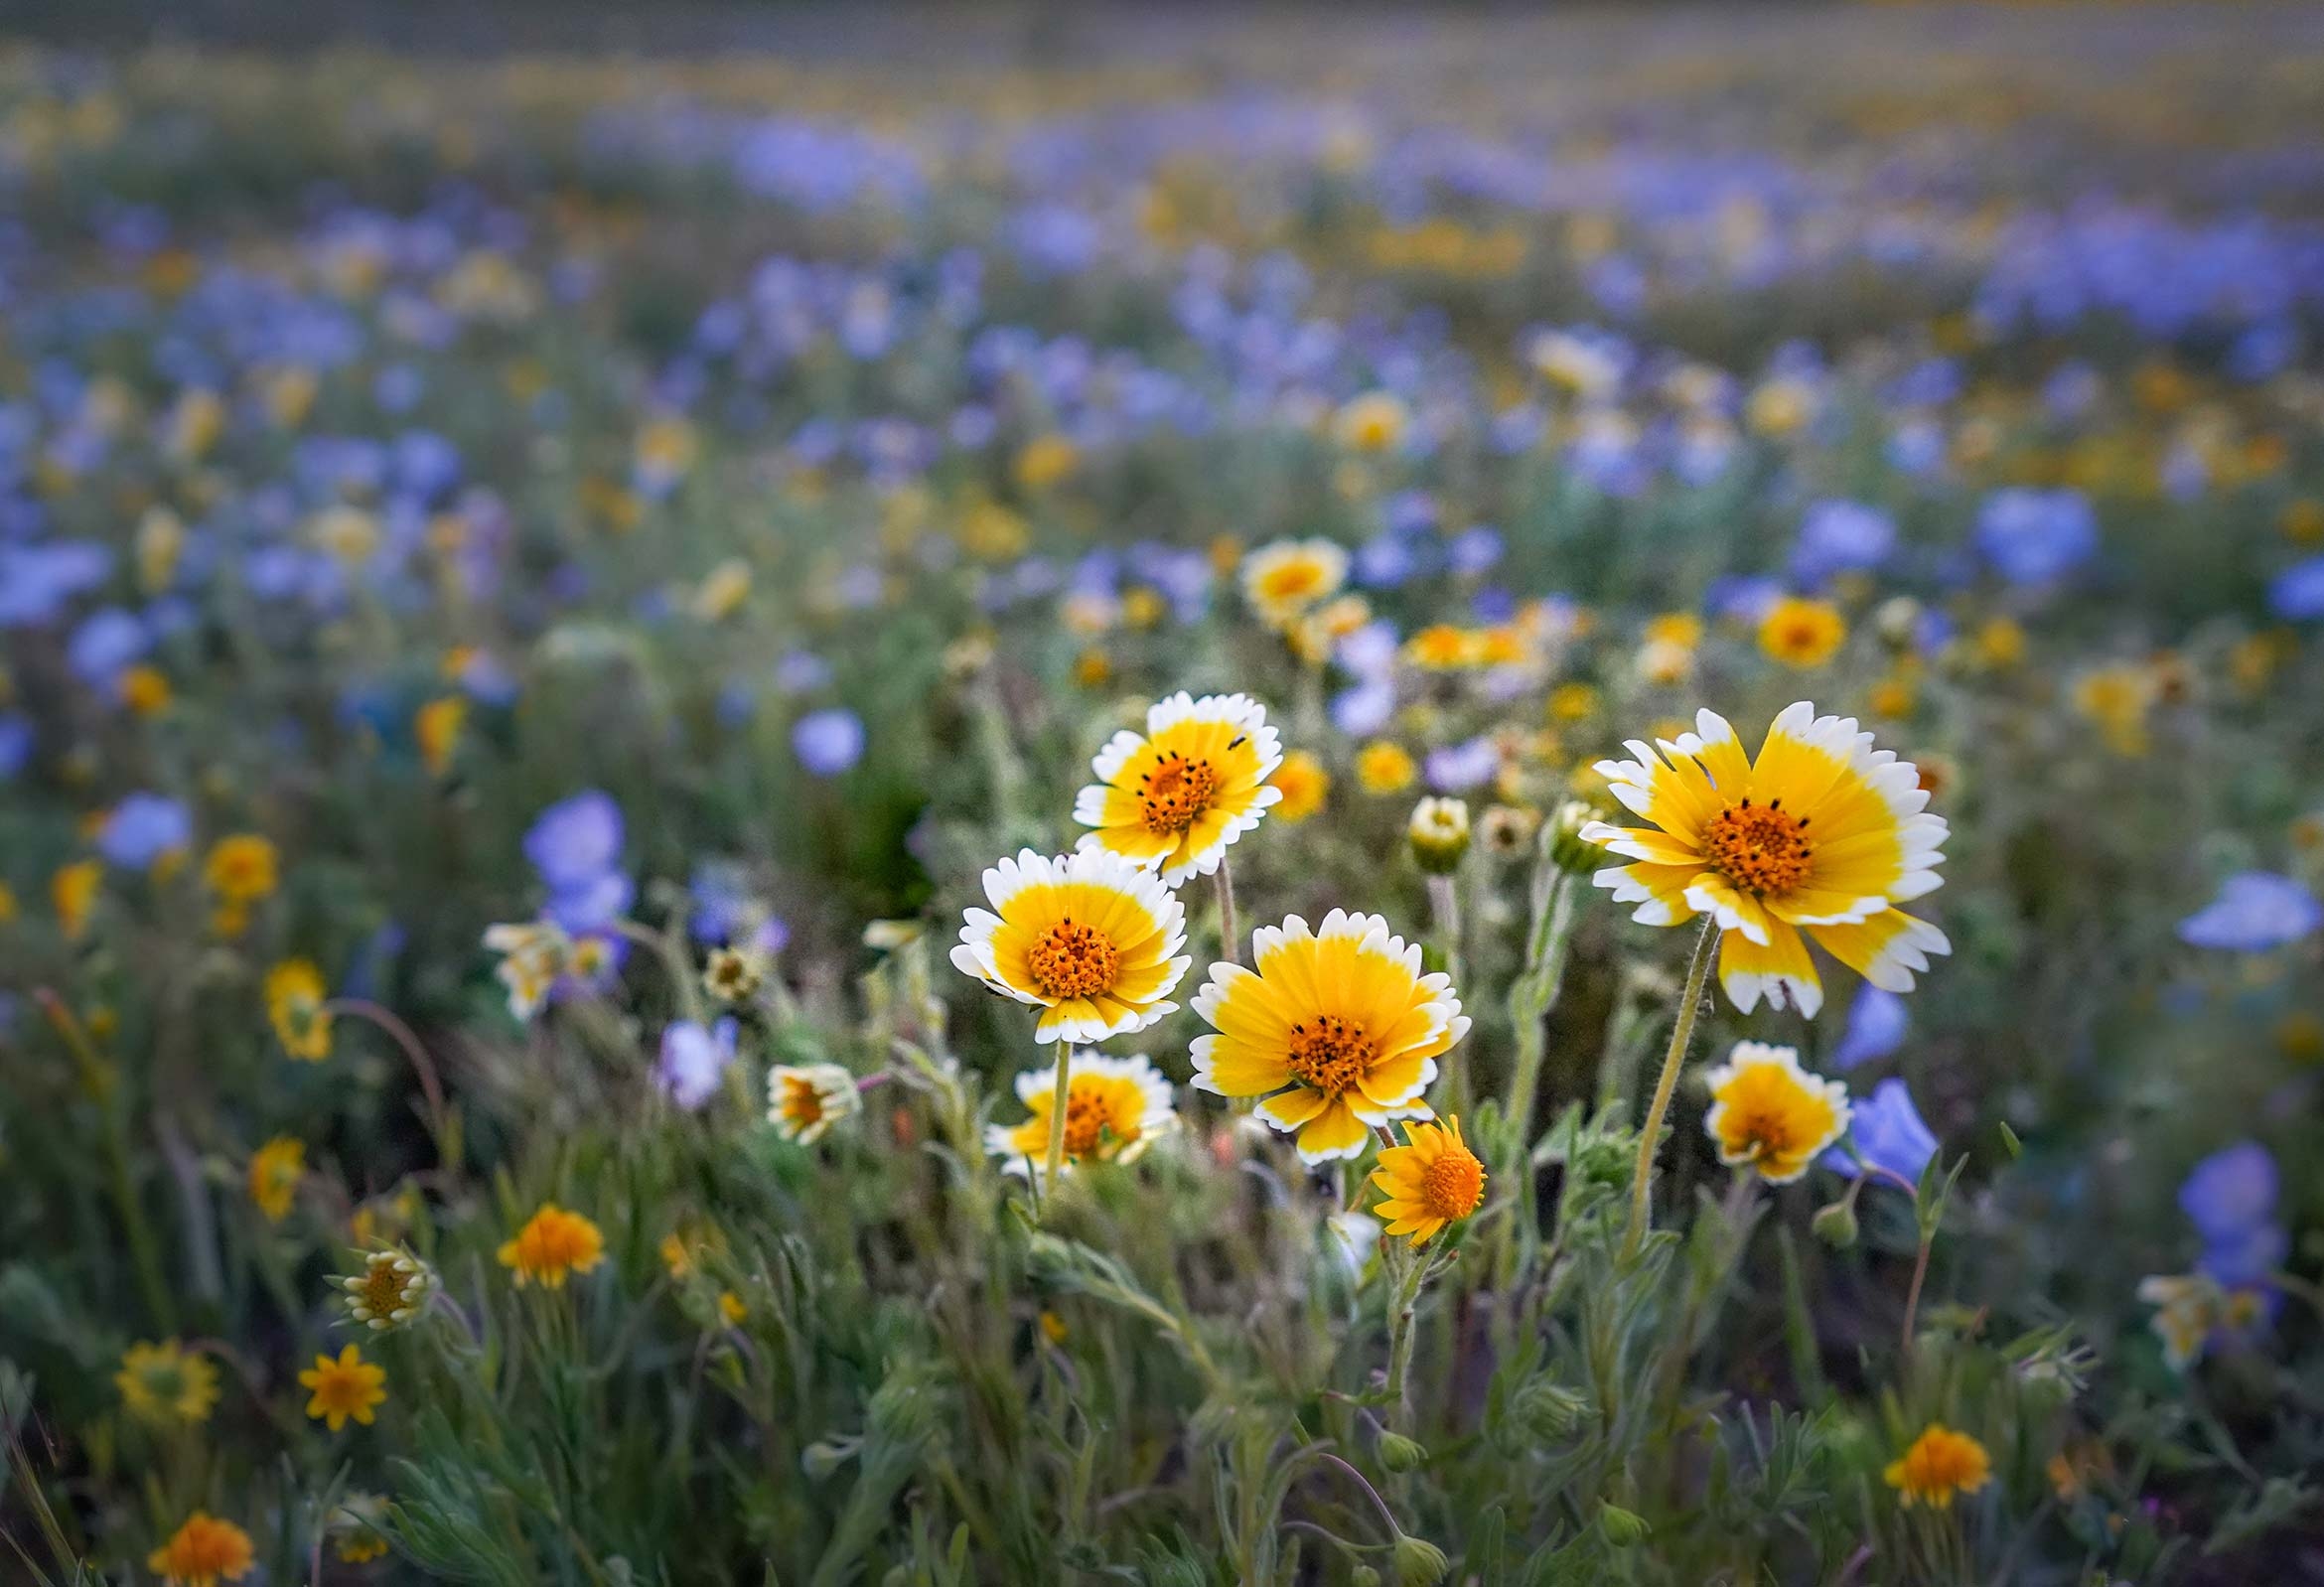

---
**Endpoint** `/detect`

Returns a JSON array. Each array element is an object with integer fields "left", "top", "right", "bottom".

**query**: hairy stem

[
  {"left": 1213, "top": 860, "right": 1240, "bottom": 966},
  {"left": 1621, "top": 918, "right": 1719, "bottom": 1260}
]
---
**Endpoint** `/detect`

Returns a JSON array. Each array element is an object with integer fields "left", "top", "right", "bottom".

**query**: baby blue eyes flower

[
  {"left": 793, "top": 708, "right": 866, "bottom": 778},
  {"left": 523, "top": 790, "right": 625, "bottom": 894},
  {"left": 655, "top": 1018, "right": 739, "bottom": 1112},
  {"left": 2176, "top": 872, "right": 2323, "bottom": 952},
  {"left": 0, "top": 712, "right": 30, "bottom": 779},
  {"left": 2177, "top": 1141, "right": 2277, "bottom": 1244},
  {"left": 67, "top": 606, "right": 150, "bottom": 686},
  {"left": 1831, "top": 983, "right": 1909, "bottom": 1072},
  {"left": 1791, "top": 500, "right": 1897, "bottom": 586},
  {"left": 97, "top": 793, "right": 194, "bottom": 870},
  {"left": 1424, "top": 737, "right": 1498, "bottom": 794},
  {"left": 1819, "top": 1078, "right": 1937, "bottom": 1187},
  {"left": 2269, "top": 553, "right": 2324, "bottom": 621},
  {"left": 1974, "top": 487, "right": 2098, "bottom": 587}
]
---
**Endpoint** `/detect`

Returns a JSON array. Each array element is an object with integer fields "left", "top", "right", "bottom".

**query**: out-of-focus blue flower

[
  {"left": 2176, "top": 872, "right": 2322, "bottom": 951},
  {"left": 1831, "top": 982, "right": 1909, "bottom": 1071},
  {"left": 524, "top": 790, "right": 625, "bottom": 894},
  {"left": 2198, "top": 1222, "right": 2288, "bottom": 1290},
  {"left": 97, "top": 793, "right": 193, "bottom": 869},
  {"left": 1974, "top": 488, "right": 2097, "bottom": 587},
  {"left": 68, "top": 606, "right": 149, "bottom": 685},
  {"left": 1331, "top": 678, "right": 1396, "bottom": 738},
  {"left": 0, "top": 712, "right": 29, "bottom": 779},
  {"left": 1820, "top": 1078, "right": 1937, "bottom": 1186},
  {"left": 1705, "top": 575, "right": 1782, "bottom": 622},
  {"left": 545, "top": 869, "right": 635, "bottom": 935},
  {"left": 2269, "top": 554, "right": 2324, "bottom": 621},
  {"left": 2178, "top": 1141, "right": 2277, "bottom": 1245},
  {"left": 776, "top": 649, "right": 833, "bottom": 695},
  {"left": 1424, "top": 737, "right": 1498, "bottom": 794},
  {"left": 0, "top": 539, "right": 112, "bottom": 627},
  {"left": 794, "top": 707, "right": 866, "bottom": 777},
  {"left": 1791, "top": 500, "right": 1896, "bottom": 585},
  {"left": 1446, "top": 524, "right": 1504, "bottom": 577},
  {"left": 655, "top": 1017, "right": 739, "bottom": 1111}
]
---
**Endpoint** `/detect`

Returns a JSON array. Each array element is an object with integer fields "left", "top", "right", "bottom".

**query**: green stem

[
  {"left": 37, "top": 990, "right": 175, "bottom": 1331},
  {"left": 1212, "top": 859, "right": 1240, "bottom": 966},
  {"left": 1382, "top": 1244, "right": 1429, "bottom": 1423},
  {"left": 1503, "top": 870, "right": 1580, "bottom": 1190},
  {"left": 1621, "top": 918, "right": 1719, "bottom": 1261}
]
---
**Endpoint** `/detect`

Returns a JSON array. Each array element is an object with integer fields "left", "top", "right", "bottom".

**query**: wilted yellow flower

[
  {"left": 1355, "top": 740, "right": 1417, "bottom": 794},
  {"left": 1193, "top": 910, "right": 1468, "bottom": 1163},
  {"left": 1884, "top": 1423, "right": 1992, "bottom": 1510},
  {"left": 116, "top": 1340, "right": 220, "bottom": 1427},
  {"left": 1268, "top": 749, "right": 1331, "bottom": 823},
  {"left": 148, "top": 1512, "right": 254, "bottom": 1587},
  {"left": 498, "top": 1203, "right": 607, "bottom": 1289},
  {"left": 986, "top": 1052, "right": 1177, "bottom": 1178},
  {"left": 299, "top": 1344, "right": 386, "bottom": 1431},
  {"left": 247, "top": 1136, "right": 305, "bottom": 1223},
  {"left": 1074, "top": 691, "right": 1284, "bottom": 884},
  {"left": 950, "top": 848, "right": 1191, "bottom": 1045},
  {"left": 1702, "top": 1042, "right": 1850, "bottom": 1183},
  {"left": 1758, "top": 597, "right": 1846, "bottom": 668},
  {"left": 1371, "top": 1114, "right": 1487, "bottom": 1244}
]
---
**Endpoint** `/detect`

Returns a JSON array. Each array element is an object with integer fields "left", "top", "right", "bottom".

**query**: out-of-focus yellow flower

[
  {"left": 498, "top": 1204, "right": 607, "bottom": 1290},
  {"left": 206, "top": 834, "right": 279, "bottom": 904},
  {"left": 1240, "top": 538, "right": 1348, "bottom": 628},
  {"left": 1547, "top": 682, "right": 1600, "bottom": 722},
  {"left": 330, "top": 1496, "right": 390, "bottom": 1564},
  {"left": 1334, "top": 390, "right": 1409, "bottom": 454},
  {"left": 165, "top": 389, "right": 226, "bottom": 463},
  {"left": 415, "top": 695, "right": 466, "bottom": 777},
  {"left": 958, "top": 499, "right": 1030, "bottom": 560},
  {"left": 1747, "top": 376, "right": 1814, "bottom": 437},
  {"left": 1645, "top": 612, "right": 1703, "bottom": 649},
  {"left": 247, "top": 1136, "right": 305, "bottom": 1223},
  {"left": 2073, "top": 663, "right": 2158, "bottom": 757},
  {"left": 634, "top": 415, "right": 699, "bottom": 487},
  {"left": 263, "top": 365, "right": 319, "bottom": 429},
  {"left": 1869, "top": 675, "right": 1918, "bottom": 719},
  {"left": 1971, "top": 616, "right": 2026, "bottom": 669},
  {"left": 2283, "top": 499, "right": 2324, "bottom": 546},
  {"left": 1120, "top": 586, "right": 1167, "bottom": 628},
  {"left": 1370, "top": 1114, "right": 1487, "bottom": 1244},
  {"left": 0, "top": 881, "right": 17, "bottom": 923},
  {"left": 1355, "top": 740, "right": 1417, "bottom": 794},
  {"left": 120, "top": 664, "right": 173, "bottom": 716},
  {"left": 1703, "top": 1042, "right": 1849, "bottom": 1183},
  {"left": 1406, "top": 624, "right": 1484, "bottom": 670},
  {"left": 1268, "top": 749, "right": 1330, "bottom": 823},
  {"left": 691, "top": 558, "right": 752, "bottom": 622},
  {"left": 310, "top": 505, "right": 380, "bottom": 565},
  {"left": 136, "top": 506, "right": 186, "bottom": 593},
  {"left": 299, "top": 1344, "right": 386, "bottom": 1431},
  {"left": 1072, "top": 649, "right": 1111, "bottom": 688},
  {"left": 116, "top": 1340, "right": 220, "bottom": 1427},
  {"left": 1758, "top": 597, "right": 1846, "bottom": 669},
  {"left": 718, "top": 1290, "right": 748, "bottom": 1325},
  {"left": 1014, "top": 433, "right": 1080, "bottom": 491},
  {"left": 266, "top": 958, "right": 334, "bottom": 1061},
  {"left": 53, "top": 858, "right": 101, "bottom": 941},
  {"left": 1885, "top": 1424, "right": 1992, "bottom": 1511},
  {"left": 148, "top": 1512, "right": 254, "bottom": 1586},
  {"left": 985, "top": 1051, "right": 1177, "bottom": 1178}
]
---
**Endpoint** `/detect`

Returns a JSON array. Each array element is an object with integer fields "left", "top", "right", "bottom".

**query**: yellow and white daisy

[
  {"left": 1240, "top": 538, "right": 1349, "bottom": 628},
  {"left": 768, "top": 1063, "right": 861, "bottom": 1144},
  {"left": 984, "top": 1052, "right": 1178, "bottom": 1178},
  {"left": 2137, "top": 1273, "right": 2223, "bottom": 1371},
  {"left": 1074, "top": 692, "right": 1284, "bottom": 885},
  {"left": 1192, "top": 910, "right": 1468, "bottom": 1163},
  {"left": 950, "top": 849, "right": 1190, "bottom": 1045},
  {"left": 1585, "top": 702, "right": 1951, "bottom": 1017},
  {"left": 484, "top": 921, "right": 570, "bottom": 1021},
  {"left": 1701, "top": 1042, "right": 1850, "bottom": 1183},
  {"left": 1370, "top": 1115, "right": 1487, "bottom": 1245}
]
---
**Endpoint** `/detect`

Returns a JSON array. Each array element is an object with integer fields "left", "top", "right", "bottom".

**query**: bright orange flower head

[
  {"left": 1884, "top": 1423, "right": 1992, "bottom": 1510},
  {"left": 149, "top": 1513, "right": 255, "bottom": 1587},
  {"left": 498, "top": 1203, "right": 607, "bottom": 1289},
  {"left": 1371, "top": 1115, "right": 1487, "bottom": 1244}
]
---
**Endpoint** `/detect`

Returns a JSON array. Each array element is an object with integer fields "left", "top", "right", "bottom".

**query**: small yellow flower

[
  {"left": 717, "top": 1290, "right": 748, "bottom": 1326},
  {"left": 116, "top": 1340, "right": 220, "bottom": 1427},
  {"left": 120, "top": 663, "right": 173, "bottom": 716},
  {"left": 768, "top": 1064, "right": 863, "bottom": 1144},
  {"left": 415, "top": 695, "right": 466, "bottom": 777},
  {"left": 1193, "top": 910, "right": 1469, "bottom": 1163},
  {"left": 1758, "top": 597, "right": 1847, "bottom": 669},
  {"left": 53, "top": 858, "right": 101, "bottom": 940},
  {"left": 498, "top": 1203, "right": 607, "bottom": 1289},
  {"left": 148, "top": 1512, "right": 255, "bottom": 1586},
  {"left": 1334, "top": 389, "right": 1409, "bottom": 454},
  {"left": 1240, "top": 538, "right": 1349, "bottom": 628},
  {"left": 265, "top": 958, "right": 334, "bottom": 1061},
  {"left": 1014, "top": 433, "right": 1080, "bottom": 491},
  {"left": 0, "top": 881, "right": 17, "bottom": 923},
  {"left": 1074, "top": 692, "right": 1284, "bottom": 884},
  {"left": 986, "top": 1052, "right": 1177, "bottom": 1178},
  {"left": 299, "top": 1344, "right": 386, "bottom": 1431},
  {"left": 1406, "top": 624, "right": 1484, "bottom": 670},
  {"left": 247, "top": 1136, "right": 305, "bottom": 1223},
  {"left": 949, "top": 848, "right": 1191, "bottom": 1045},
  {"left": 1645, "top": 612, "right": 1703, "bottom": 649},
  {"left": 1371, "top": 1115, "right": 1488, "bottom": 1244},
  {"left": 1703, "top": 1042, "right": 1850, "bottom": 1183},
  {"left": 329, "top": 1495, "right": 391, "bottom": 1564},
  {"left": 205, "top": 833, "right": 279, "bottom": 905},
  {"left": 1268, "top": 750, "right": 1330, "bottom": 824},
  {"left": 1547, "top": 681, "right": 1601, "bottom": 722},
  {"left": 2073, "top": 663, "right": 2158, "bottom": 757},
  {"left": 1884, "top": 1423, "right": 1992, "bottom": 1510},
  {"left": 1355, "top": 741, "right": 1417, "bottom": 794},
  {"left": 1970, "top": 616, "right": 2027, "bottom": 668}
]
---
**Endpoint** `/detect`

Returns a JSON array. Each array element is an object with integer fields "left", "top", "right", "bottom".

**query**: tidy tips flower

[
  {"left": 1192, "top": 909, "right": 1468, "bottom": 1162},
  {"left": 768, "top": 1063, "right": 862, "bottom": 1143},
  {"left": 1074, "top": 691, "right": 1283, "bottom": 885},
  {"left": 1586, "top": 703, "right": 1950, "bottom": 1016},
  {"left": 1884, "top": 1423, "right": 1993, "bottom": 1510},
  {"left": 951, "top": 848, "right": 1191, "bottom": 1044},
  {"left": 1703, "top": 1042, "right": 1851, "bottom": 1183},
  {"left": 148, "top": 1512, "right": 255, "bottom": 1587},
  {"left": 1240, "top": 537, "right": 1349, "bottom": 628},
  {"left": 1370, "top": 1114, "right": 1487, "bottom": 1244},
  {"left": 498, "top": 1203, "right": 607, "bottom": 1289},
  {"left": 299, "top": 1343, "right": 387, "bottom": 1431},
  {"left": 985, "top": 1051, "right": 1178, "bottom": 1178}
]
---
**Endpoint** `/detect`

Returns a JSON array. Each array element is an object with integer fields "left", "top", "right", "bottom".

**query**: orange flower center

[
  {"left": 1060, "top": 1087, "right": 1125, "bottom": 1157},
  {"left": 1138, "top": 752, "right": 1221, "bottom": 836},
  {"left": 1420, "top": 1147, "right": 1486, "bottom": 1221},
  {"left": 780, "top": 1075, "right": 825, "bottom": 1126},
  {"left": 1284, "top": 1015, "right": 1375, "bottom": 1095},
  {"left": 1703, "top": 799, "right": 1813, "bottom": 896},
  {"left": 1027, "top": 920, "right": 1121, "bottom": 1000}
]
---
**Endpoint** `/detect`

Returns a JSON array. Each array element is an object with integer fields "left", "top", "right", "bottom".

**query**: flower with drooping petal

[
  {"left": 484, "top": 920, "right": 570, "bottom": 1021},
  {"left": 1370, "top": 1115, "right": 1487, "bottom": 1245},
  {"left": 1586, "top": 702, "right": 1951, "bottom": 1017},
  {"left": 1192, "top": 910, "right": 1468, "bottom": 1163},
  {"left": 984, "top": 1052, "right": 1177, "bottom": 1178},
  {"left": 1704, "top": 1042, "right": 1851, "bottom": 1183},
  {"left": 1074, "top": 692, "right": 1283, "bottom": 886},
  {"left": 950, "top": 848, "right": 1190, "bottom": 1045}
]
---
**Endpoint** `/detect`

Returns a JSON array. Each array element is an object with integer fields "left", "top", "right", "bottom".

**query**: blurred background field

[{"left": 1, "top": 3, "right": 2322, "bottom": 1583}]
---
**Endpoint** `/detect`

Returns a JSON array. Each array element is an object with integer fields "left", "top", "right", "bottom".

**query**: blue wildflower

[
  {"left": 1791, "top": 500, "right": 1897, "bottom": 586},
  {"left": 793, "top": 708, "right": 866, "bottom": 777},
  {"left": 655, "top": 1018, "right": 739, "bottom": 1112},
  {"left": 97, "top": 793, "right": 194, "bottom": 870},
  {"left": 1819, "top": 1078, "right": 1938, "bottom": 1187},
  {"left": 2269, "top": 554, "right": 2324, "bottom": 621},
  {"left": 1831, "top": 983, "right": 1909, "bottom": 1072},
  {"left": 1974, "top": 488, "right": 2098, "bottom": 587},
  {"left": 2177, "top": 872, "right": 2322, "bottom": 951},
  {"left": 523, "top": 791, "right": 626, "bottom": 895},
  {"left": 2178, "top": 1141, "right": 2277, "bottom": 1245}
]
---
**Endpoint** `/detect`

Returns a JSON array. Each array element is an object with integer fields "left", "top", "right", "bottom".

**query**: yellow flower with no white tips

[
  {"left": 1355, "top": 740, "right": 1416, "bottom": 794},
  {"left": 1758, "top": 596, "right": 1847, "bottom": 668},
  {"left": 247, "top": 1135, "right": 305, "bottom": 1223},
  {"left": 950, "top": 847, "right": 1191, "bottom": 1046},
  {"left": 1702, "top": 1042, "right": 1850, "bottom": 1183},
  {"left": 1585, "top": 703, "right": 1951, "bottom": 1018},
  {"left": 1192, "top": 909, "right": 1469, "bottom": 1163},
  {"left": 498, "top": 1203, "right": 607, "bottom": 1289},
  {"left": 265, "top": 957, "right": 334, "bottom": 1060},
  {"left": 1884, "top": 1423, "right": 1992, "bottom": 1510},
  {"left": 52, "top": 858, "right": 102, "bottom": 940},
  {"left": 1371, "top": 1114, "right": 1488, "bottom": 1244},
  {"left": 985, "top": 1051, "right": 1178, "bottom": 1178},
  {"left": 1268, "top": 749, "right": 1331, "bottom": 824},
  {"left": 204, "top": 833, "right": 279, "bottom": 904},
  {"left": 1073, "top": 691, "right": 1284, "bottom": 885},
  {"left": 299, "top": 1343, "right": 387, "bottom": 1431},
  {"left": 148, "top": 1512, "right": 255, "bottom": 1586},
  {"left": 116, "top": 1339, "right": 220, "bottom": 1427}
]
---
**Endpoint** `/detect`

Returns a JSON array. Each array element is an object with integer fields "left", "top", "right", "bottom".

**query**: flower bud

[
  {"left": 1378, "top": 1431, "right": 1428, "bottom": 1473},
  {"left": 1478, "top": 803, "right": 1541, "bottom": 861},
  {"left": 1511, "top": 1377, "right": 1592, "bottom": 1440},
  {"left": 1812, "top": 1198, "right": 1860, "bottom": 1248},
  {"left": 1391, "top": 1533, "right": 1450, "bottom": 1586},
  {"left": 1547, "top": 799, "right": 1613, "bottom": 875},
  {"left": 1598, "top": 1503, "right": 1652, "bottom": 1547},
  {"left": 1407, "top": 797, "right": 1471, "bottom": 874},
  {"left": 1352, "top": 1569, "right": 1382, "bottom": 1587}
]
